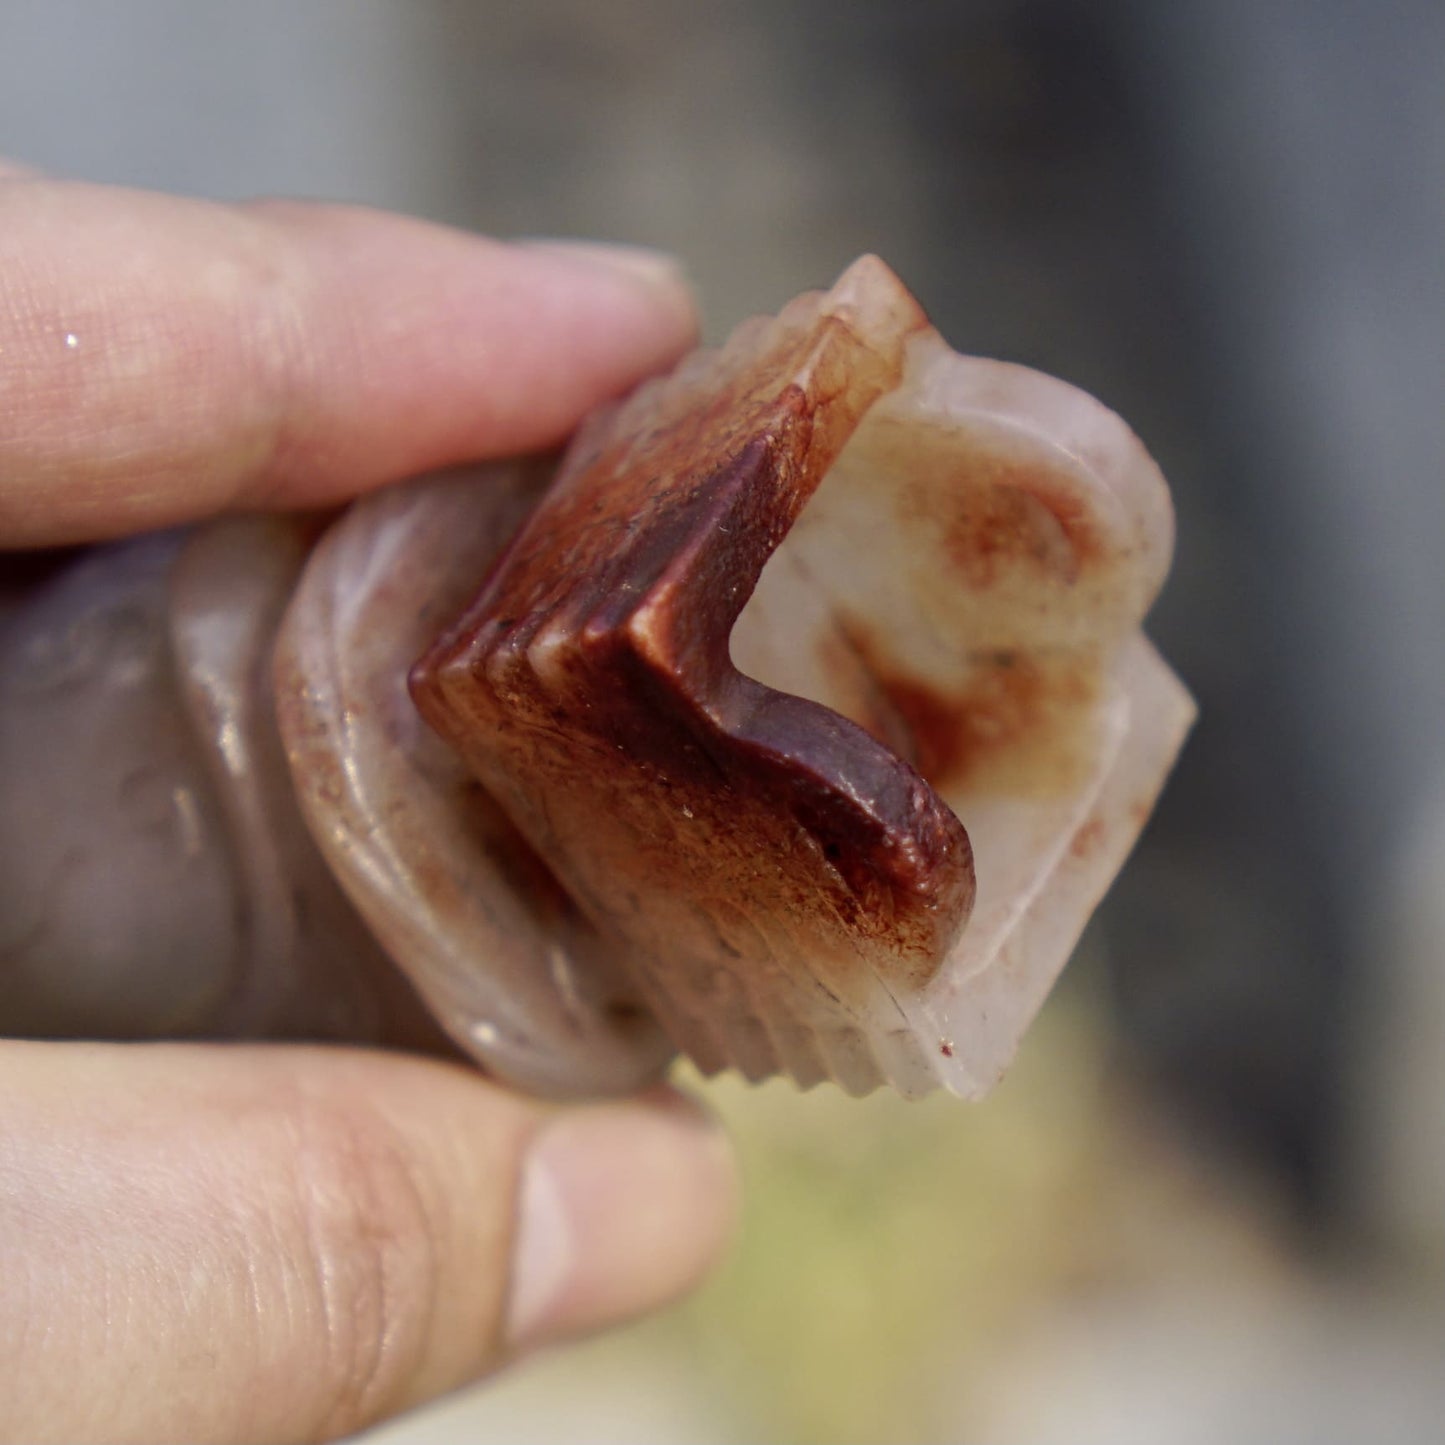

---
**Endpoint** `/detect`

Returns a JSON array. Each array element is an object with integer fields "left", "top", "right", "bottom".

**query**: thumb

[{"left": 0, "top": 1041, "right": 736, "bottom": 1444}]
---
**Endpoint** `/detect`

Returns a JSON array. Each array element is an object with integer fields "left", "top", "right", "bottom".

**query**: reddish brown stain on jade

[
  {"left": 846, "top": 633, "right": 1098, "bottom": 796},
  {"left": 411, "top": 259, "right": 972, "bottom": 999},
  {"left": 940, "top": 466, "right": 1103, "bottom": 588},
  {"left": 1069, "top": 817, "right": 1107, "bottom": 861}
]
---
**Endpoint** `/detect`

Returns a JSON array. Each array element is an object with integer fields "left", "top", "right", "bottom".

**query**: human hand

[{"left": 0, "top": 161, "right": 737, "bottom": 1443}]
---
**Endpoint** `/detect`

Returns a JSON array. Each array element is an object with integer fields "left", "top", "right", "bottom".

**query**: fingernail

[
  {"left": 517, "top": 239, "right": 690, "bottom": 296},
  {"left": 505, "top": 1135, "right": 576, "bottom": 1348},
  {"left": 504, "top": 1093, "right": 736, "bottom": 1352}
]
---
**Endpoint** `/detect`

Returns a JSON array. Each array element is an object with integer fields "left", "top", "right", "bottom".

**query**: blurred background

[{"left": 3, "top": 1, "right": 1442, "bottom": 1439}]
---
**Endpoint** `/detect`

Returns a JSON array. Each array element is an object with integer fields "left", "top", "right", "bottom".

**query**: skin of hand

[{"left": 0, "top": 161, "right": 738, "bottom": 1444}]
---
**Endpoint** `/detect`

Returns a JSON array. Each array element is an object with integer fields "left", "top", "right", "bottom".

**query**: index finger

[{"left": 0, "top": 178, "right": 698, "bottom": 546}]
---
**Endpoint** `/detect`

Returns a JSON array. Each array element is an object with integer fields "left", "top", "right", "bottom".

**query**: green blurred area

[{"left": 644, "top": 987, "right": 1118, "bottom": 1442}]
